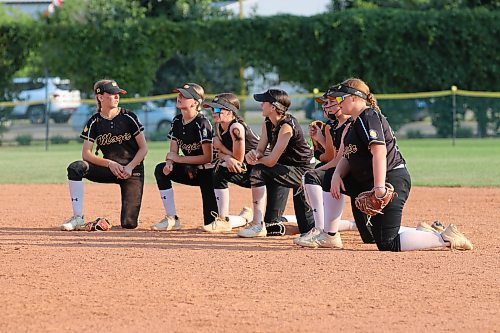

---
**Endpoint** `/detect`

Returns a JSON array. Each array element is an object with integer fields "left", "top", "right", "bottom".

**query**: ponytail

[{"left": 366, "top": 92, "right": 381, "bottom": 113}]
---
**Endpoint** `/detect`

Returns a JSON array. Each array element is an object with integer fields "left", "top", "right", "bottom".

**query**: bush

[
  {"left": 406, "top": 129, "right": 424, "bottom": 139},
  {"left": 456, "top": 126, "right": 474, "bottom": 138},
  {"left": 148, "top": 130, "right": 169, "bottom": 142},
  {"left": 15, "top": 134, "right": 32, "bottom": 146},
  {"left": 50, "top": 135, "right": 70, "bottom": 144}
]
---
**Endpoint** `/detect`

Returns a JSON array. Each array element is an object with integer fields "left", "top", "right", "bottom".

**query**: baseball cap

[
  {"left": 315, "top": 92, "right": 330, "bottom": 104},
  {"left": 253, "top": 89, "right": 289, "bottom": 111},
  {"left": 326, "top": 83, "right": 367, "bottom": 100},
  {"left": 173, "top": 83, "right": 203, "bottom": 103},
  {"left": 94, "top": 81, "right": 127, "bottom": 95},
  {"left": 203, "top": 95, "right": 239, "bottom": 113}
]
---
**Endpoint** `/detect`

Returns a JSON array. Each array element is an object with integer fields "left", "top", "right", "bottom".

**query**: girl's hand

[
  {"left": 108, "top": 161, "right": 126, "bottom": 179},
  {"left": 330, "top": 174, "right": 345, "bottom": 199},
  {"left": 163, "top": 160, "right": 173, "bottom": 176},
  {"left": 122, "top": 165, "right": 134, "bottom": 179},
  {"left": 225, "top": 156, "right": 243, "bottom": 173}
]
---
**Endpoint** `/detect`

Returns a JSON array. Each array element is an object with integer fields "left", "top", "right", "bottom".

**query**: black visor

[{"left": 326, "top": 83, "right": 367, "bottom": 100}]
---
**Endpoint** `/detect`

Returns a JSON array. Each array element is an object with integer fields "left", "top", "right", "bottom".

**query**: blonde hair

[
  {"left": 342, "top": 78, "right": 381, "bottom": 113},
  {"left": 93, "top": 79, "right": 113, "bottom": 112}
]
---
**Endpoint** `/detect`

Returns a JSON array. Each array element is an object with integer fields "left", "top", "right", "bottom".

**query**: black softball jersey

[
  {"left": 343, "top": 108, "right": 405, "bottom": 183},
  {"left": 329, "top": 118, "right": 353, "bottom": 151},
  {"left": 265, "top": 114, "right": 314, "bottom": 166},
  {"left": 218, "top": 118, "right": 259, "bottom": 155},
  {"left": 168, "top": 113, "right": 213, "bottom": 157},
  {"left": 80, "top": 108, "right": 144, "bottom": 166}
]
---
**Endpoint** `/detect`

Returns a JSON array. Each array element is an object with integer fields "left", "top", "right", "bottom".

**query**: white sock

[
  {"left": 69, "top": 180, "right": 83, "bottom": 216},
  {"left": 398, "top": 226, "right": 415, "bottom": 234},
  {"left": 399, "top": 229, "right": 447, "bottom": 251},
  {"left": 251, "top": 186, "right": 267, "bottom": 224},
  {"left": 214, "top": 188, "right": 230, "bottom": 217},
  {"left": 304, "top": 184, "right": 324, "bottom": 229},
  {"left": 282, "top": 215, "right": 297, "bottom": 223},
  {"left": 159, "top": 189, "right": 176, "bottom": 217},
  {"left": 322, "top": 192, "right": 345, "bottom": 233},
  {"left": 338, "top": 220, "right": 357, "bottom": 231},
  {"left": 227, "top": 216, "right": 247, "bottom": 228}
]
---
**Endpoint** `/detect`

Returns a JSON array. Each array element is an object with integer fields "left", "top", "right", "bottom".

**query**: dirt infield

[{"left": 0, "top": 184, "right": 498, "bottom": 332}]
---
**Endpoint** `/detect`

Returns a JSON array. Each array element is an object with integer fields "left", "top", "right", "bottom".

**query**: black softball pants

[
  {"left": 342, "top": 168, "right": 411, "bottom": 251},
  {"left": 67, "top": 160, "right": 144, "bottom": 229},
  {"left": 250, "top": 163, "right": 315, "bottom": 234},
  {"left": 213, "top": 165, "right": 291, "bottom": 224},
  {"left": 154, "top": 162, "right": 218, "bottom": 225}
]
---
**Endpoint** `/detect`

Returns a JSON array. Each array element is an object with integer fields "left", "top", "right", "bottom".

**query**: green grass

[{"left": 0, "top": 139, "right": 499, "bottom": 186}]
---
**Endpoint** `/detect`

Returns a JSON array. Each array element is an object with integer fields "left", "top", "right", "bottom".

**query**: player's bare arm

[
  {"left": 370, "top": 143, "right": 388, "bottom": 197},
  {"left": 319, "top": 124, "right": 335, "bottom": 162},
  {"left": 257, "top": 123, "right": 292, "bottom": 167},
  {"left": 246, "top": 123, "right": 268, "bottom": 164}
]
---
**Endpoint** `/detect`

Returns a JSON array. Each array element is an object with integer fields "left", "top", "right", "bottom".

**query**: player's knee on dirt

[
  {"left": 67, "top": 161, "right": 87, "bottom": 180},
  {"left": 303, "top": 170, "right": 321, "bottom": 186},
  {"left": 376, "top": 235, "right": 401, "bottom": 252},
  {"left": 249, "top": 164, "right": 266, "bottom": 187}
]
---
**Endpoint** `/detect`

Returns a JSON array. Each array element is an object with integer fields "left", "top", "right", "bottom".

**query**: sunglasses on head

[{"left": 212, "top": 107, "right": 223, "bottom": 113}]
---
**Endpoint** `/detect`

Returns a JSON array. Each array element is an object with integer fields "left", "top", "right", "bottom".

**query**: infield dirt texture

[{"left": 0, "top": 184, "right": 498, "bottom": 332}]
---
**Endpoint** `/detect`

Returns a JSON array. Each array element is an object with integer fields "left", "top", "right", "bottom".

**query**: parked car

[
  {"left": 70, "top": 100, "right": 177, "bottom": 138},
  {"left": 7, "top": 77, "right": 81, "bottom": 124}
]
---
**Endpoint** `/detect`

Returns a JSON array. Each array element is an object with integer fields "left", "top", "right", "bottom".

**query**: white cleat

[
  {"left": 61, "top": 215, "right": 85, "bottom": 231},
  {"left": 151, "top": 215, "right": 181, "bottom": 231}
]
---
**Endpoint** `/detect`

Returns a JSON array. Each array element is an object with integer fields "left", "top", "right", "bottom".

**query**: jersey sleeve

[
  {"left": 357, "top": 109, "right": 386, "bottom": 146},
  {"left": 198, "top": 117, "right": 213, "bottom": 144},
  {"left": 80, "top": 116, "right": 98, "bottom": 143},
  {"left": 124, "top": 111, "right": 145, "bottom": 137}
]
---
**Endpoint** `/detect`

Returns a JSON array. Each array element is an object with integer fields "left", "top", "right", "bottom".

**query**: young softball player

[
  {"left": 329, "top": 78, "right": 473, "bottom": 251},
  {"left": 295, "top": 88, "right": 362, "bottom": 247},
  {"left": 61, "top": 79, "right": 148, "bottom": 231},
  {"left": 151, "top": 83, "right": 218, "bottom": 230},
  {"left": 238, "top": 89, "right": 315, "bottom": 238},
  {"left": 202, "top": 93, "right": 291, "bottom": 234}
]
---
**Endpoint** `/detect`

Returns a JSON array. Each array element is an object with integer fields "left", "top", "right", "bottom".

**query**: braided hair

[{"left": 342, "top": 78, "right": 381, "bottom": 113}]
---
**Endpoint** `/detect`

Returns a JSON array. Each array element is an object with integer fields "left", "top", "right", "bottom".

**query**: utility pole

[{"left": 239, "top": 0, "right": 246, "bottom": 102}]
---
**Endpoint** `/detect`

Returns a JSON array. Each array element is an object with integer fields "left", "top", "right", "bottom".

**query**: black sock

[{"left": 328, "top": 232, "right": 336, "bottom": 236}]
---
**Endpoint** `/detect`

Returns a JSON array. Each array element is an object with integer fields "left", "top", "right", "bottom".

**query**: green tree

[
  {"left": 0, "top": 5, "right": 34, "bottom": 96},
  {"left": 41, "top": 0, "right": 167, "bottom": 96},
  {"left": 328, "top": 0, "right": 500, "bottom": 10},
  {"left": 139, "top": 0, "right": 233, "bottom": 20}
]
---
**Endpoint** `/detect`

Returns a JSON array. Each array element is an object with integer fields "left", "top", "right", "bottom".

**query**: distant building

[
  {"left": 213, "top": 0, "right": 330, "bottom": 17},
  {"left": 0, "top": 0, "right": 60, "bottom": 18}
]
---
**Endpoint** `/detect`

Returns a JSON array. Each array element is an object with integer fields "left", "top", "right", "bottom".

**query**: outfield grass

[{"left": 0, "top": 138, "right": 499, "bottom": 186}]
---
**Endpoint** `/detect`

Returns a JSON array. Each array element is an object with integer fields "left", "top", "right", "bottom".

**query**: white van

[{"left": 9, "top": 77, "right": 81, "bottom": 124}]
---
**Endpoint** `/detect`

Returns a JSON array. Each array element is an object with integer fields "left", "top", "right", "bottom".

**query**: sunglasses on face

[{"left": 334, "top": 95, "right": 350, "bottom": 103}]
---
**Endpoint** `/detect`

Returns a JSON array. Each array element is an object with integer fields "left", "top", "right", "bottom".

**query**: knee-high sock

[
  {"left": 159, "top": 189, "right": 176, "bottom": 217},
  {"left": 214, "top": 188, "right": 230, "bottom": 217},
  {"left": 399, "top": 229, "right": 447, "bottom": 251},
  {"left": 338, "top": 220, "right": 357, "bottom": 231},
  {"left": 251, "top": 186, "right": 267, "bottom": 224},
  {"left": 69, "top": 180, "right": 83, "bottom": 216},
  {"left": 322, "top": 192, "right": 345, "bottom": 233},
  {"left": 304, "top": 184, "right": 324, "bottom": 229}
]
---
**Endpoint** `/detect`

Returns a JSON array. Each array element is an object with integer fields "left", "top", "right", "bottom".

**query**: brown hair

[
  {"left": 269, "top": 89, "right": 291, "bottom": 115},
  {"left": 217, "top": 92, "right": 240, "bottom": 111},
  {"left": 342, "top": 78, "right": 381, "bottom": 113},
  {"left": 187, "top": 82, "right": 205, "bottom": 111},
  {"left": 93, "top": 79, "right": 113, "bottom": 112}
]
